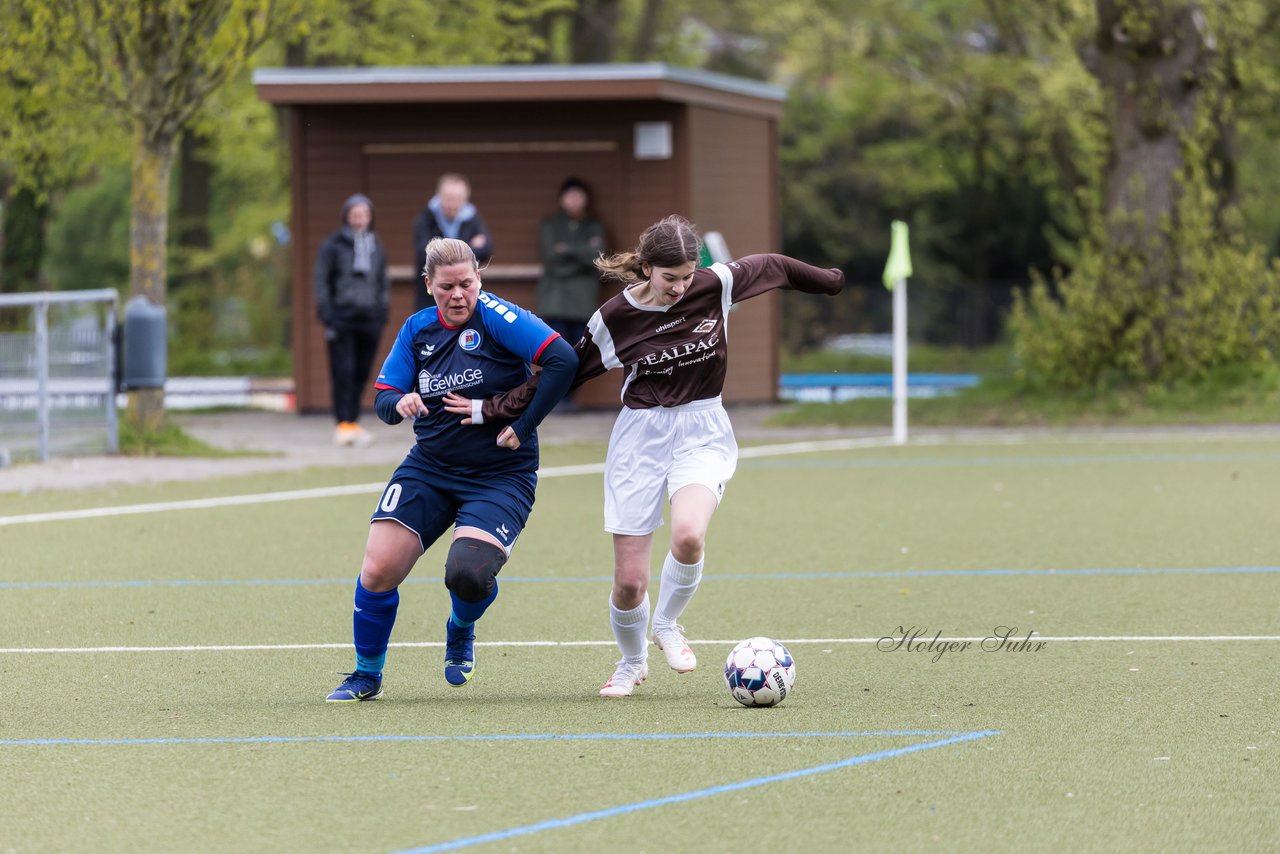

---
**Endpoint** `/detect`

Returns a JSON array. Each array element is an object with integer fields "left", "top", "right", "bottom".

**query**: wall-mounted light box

[{"left": 634, "top": 121, "right": 673, "bottom": 160}]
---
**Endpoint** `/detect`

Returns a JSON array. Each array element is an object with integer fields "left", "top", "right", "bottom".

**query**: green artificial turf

[{"left": 1, "top": 438, "right": 1277, "bottom": 852}]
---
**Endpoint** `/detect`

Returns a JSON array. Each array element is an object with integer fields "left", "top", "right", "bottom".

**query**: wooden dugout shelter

[{"left": 253, "top": 63, "right": 787, "bottom": 413}]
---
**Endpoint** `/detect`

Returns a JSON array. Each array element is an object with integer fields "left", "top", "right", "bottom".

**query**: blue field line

[
  {"left": 0, "top": 730, "right": 974, "bottom": 747},
  {"left": 715, "top": 566, "right": 1280, "bottom": 581},
  {"left": 3, "top": 565, "right": 1278, "bottom": 591},
  {"left": 394, "top": 730, "right": 1001, "bottom": 854}
]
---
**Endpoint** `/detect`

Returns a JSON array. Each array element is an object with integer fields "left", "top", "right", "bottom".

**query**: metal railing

[{"left": 0, "top": 289, "right": 119, "bottom": 463}]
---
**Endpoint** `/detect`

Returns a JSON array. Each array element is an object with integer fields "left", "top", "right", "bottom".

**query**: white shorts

[{"left": 603, "top": 397, "right": 738, "bottom": 536}]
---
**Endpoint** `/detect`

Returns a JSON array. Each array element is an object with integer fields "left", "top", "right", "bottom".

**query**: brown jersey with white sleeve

[{"left": 481, "top": 254, "right": 844, "bottom": 419}]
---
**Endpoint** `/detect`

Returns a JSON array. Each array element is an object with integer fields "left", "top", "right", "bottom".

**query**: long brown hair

[{"left": 595, "top": 215, "right": 701, "bottom": 285}]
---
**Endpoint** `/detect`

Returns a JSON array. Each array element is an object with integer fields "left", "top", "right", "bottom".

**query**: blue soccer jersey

[{"left": 374, "top": 292, "right": 559, "bottom": 475}]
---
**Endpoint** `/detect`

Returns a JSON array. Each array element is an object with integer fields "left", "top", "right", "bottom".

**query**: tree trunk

[
  {"left": 572, "top": 0, "right": 620, "bottom": 63},
  {"left": 961, "top": 96, "right": 996, "bottom": 346},
  {"left": 127, "top": 123, "right": 176, "bottom": 432},
  {"left": 631, "top": 0, "right": 665, "bottom": 59},
  {"left": 530, "top": 10, "right": 554, "bottom": 62},
  {"left": 174, "top": 131, "right": 215, "bottom": 361},
  {"left": 1085, "top": 1, "right": 1225, "bottom": 374},
  {"left": 175, "top": 131, "right": 213, "bottom": 290},
  {"left": 1087, "top": 1, "right": 1216, "bottom": 262},
  {"left": 0, "top": 177, "right": 7, "bottom": 293},
  {"left": 1, "top": 186, "right": 48, "bottom": 292}
]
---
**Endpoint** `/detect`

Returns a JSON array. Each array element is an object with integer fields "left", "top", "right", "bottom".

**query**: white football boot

[
  {"left": 599, "top": 659, "right": 648, "bottom": 698},
  {"left": 651, "top": 623, "right": 697, "bottom": 673}
]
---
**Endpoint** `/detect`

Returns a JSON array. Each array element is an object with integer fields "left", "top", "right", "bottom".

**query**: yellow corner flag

[{"left": 882, "top": 220, "right": 913, "bottom": 289}]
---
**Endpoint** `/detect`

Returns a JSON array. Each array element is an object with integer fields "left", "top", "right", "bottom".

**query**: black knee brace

[{"left": 444, "top": 537, "right": 508, "bottom": 602}]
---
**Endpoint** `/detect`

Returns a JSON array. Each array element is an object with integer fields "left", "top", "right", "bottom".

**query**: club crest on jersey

[
  {"left": 693, "top": 319, "right": 717, "bottom": 334},
  {"left": 459, "top": 329, "right": 482, "bottom": 351}
]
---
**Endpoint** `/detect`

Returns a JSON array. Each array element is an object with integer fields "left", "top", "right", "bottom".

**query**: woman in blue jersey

[{"left": 326, "top": 237, "right": 578, "bottom": 702}]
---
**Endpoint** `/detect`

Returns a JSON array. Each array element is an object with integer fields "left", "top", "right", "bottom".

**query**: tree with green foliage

[
  {"left": 1010, "top": 0, "right": 1280, "bottom": 388},
  {"left": 0, "top": 0, "right": 312, "bottom": 431},
  {"left": 654, "top": 0, "right": 1279, "bottom": 366},
  {"left": 739, "top": 0, "right": 1100, "bottom": 347},
  {"left": 281, "top": 0, "right": 571, "bottom": 65},
  {"left": 0, "top": 15, "right": 126, "bottom": 295},
  {"left": 11, "top": 0, "right": 1279, "bottom": 401}
]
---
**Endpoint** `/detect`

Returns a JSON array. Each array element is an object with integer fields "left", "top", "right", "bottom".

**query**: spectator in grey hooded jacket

[
  {"left": 314, "top": 193, "right": 389, "bottom": 447},
  {"left": 412, "top": 173, "right": 493, "bottom": 312}
]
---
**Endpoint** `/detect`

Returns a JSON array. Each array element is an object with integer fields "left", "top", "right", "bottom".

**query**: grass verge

[{"left": 118, "top": 419, "right": 265, "bottom": 457}]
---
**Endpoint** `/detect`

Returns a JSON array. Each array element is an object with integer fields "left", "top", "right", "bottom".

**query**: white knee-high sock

[
  {"left": 653, "top": 551, "right": 703, "bottom": 628},
  {"left": 609, "top": 594, "right": 649, "bottom": 663}
]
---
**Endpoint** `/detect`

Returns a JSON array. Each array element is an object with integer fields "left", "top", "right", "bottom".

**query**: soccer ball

[{"left": 724, "top": 637, "right": 795, "bottom": 707}]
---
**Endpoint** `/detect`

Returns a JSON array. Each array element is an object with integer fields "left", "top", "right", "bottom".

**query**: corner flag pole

[{"left": 882, "top": 221, "right": 913, "bottom": 445}]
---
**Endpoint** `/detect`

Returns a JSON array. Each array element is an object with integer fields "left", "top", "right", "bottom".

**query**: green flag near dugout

[{"left": 883, "top": 220, "right": 912, "bottom": 288}]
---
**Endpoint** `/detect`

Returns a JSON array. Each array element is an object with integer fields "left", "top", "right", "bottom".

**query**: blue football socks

[
  {"left": 352, "top": 577, "right": 399, "bottom": 675},
  {"left": 449, "top": 579, "right": 498, "bottom": 627}
]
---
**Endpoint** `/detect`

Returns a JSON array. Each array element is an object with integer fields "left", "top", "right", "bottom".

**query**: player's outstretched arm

[
  {"left": 441, "top": 323, "right": 610, "bottom": 431},
  {"left": 506, "top": 335, "right": 577, "bottom": 442},
  {"left": 440, "top": 337, "right": 574, "bottom": 450},
  {"left": 441, "top": 376, "right": 541, "bottom": 425},
  {"left": 728, "top": 254, "right": 844, "bottom": 303}
]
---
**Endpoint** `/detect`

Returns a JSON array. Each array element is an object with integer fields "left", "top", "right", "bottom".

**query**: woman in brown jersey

[{"left": 443, "top": 215, "right": 844, "bottom": 697}]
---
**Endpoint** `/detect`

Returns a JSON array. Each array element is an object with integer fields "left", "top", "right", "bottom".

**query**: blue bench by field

[{"left": 779, "top": 372, "right": 980, "bottom": 402}]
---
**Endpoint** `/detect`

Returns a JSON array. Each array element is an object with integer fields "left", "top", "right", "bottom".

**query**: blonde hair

[
  {"left": 595, "top": 215, "right": 701, "bottom": 285},
  {"left": 422, "top": 237, "right": 479, "bottom": 280},
  {"left": 436, "top": 173, "right": 470, "bottom": 194}
]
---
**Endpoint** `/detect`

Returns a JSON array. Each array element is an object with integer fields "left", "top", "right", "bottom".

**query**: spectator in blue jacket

[
  {"left": 313, "top": 193, "right": 389, "bottom": 447},
  {"left": 412, "top": 174, "right": 493, "bottom": 312}
]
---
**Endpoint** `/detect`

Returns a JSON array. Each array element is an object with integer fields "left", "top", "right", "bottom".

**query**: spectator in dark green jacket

[
  {"left": 537, "top": 177, "right": 606, "bottom": 402},
  {"left": 314, "top": 193, "right": 389, "bottom": 447}
]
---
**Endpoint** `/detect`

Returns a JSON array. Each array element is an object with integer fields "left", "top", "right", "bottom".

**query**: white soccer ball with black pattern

[{"left": 724, "top": 637, "right": 795, "bottom": 707}]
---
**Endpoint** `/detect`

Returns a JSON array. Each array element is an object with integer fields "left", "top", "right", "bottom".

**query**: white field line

[
  {"left": 4, "top": 636, "right": 1280, "bottom": 654},
  {"left": 6, "top": 429, "right": 1280, "bottom": 527},
  {"left": 0, "top": 483, "right": 388, "bottom": 527},
  {"left": 0, "top": 440, "right": 890, "bottom": 528}
]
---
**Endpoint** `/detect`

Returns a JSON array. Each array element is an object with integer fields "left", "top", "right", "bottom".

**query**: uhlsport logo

[
  {"left": 693, "top": 319, "right": 717, "bottom": 334},
  {"left": 459, "top": 329, "right": 482, "bottom": 351}
]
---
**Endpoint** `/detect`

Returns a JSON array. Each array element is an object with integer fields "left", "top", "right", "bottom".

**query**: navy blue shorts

[{"left": 370, "top": 453, "right": 537, "bottom": 554}]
